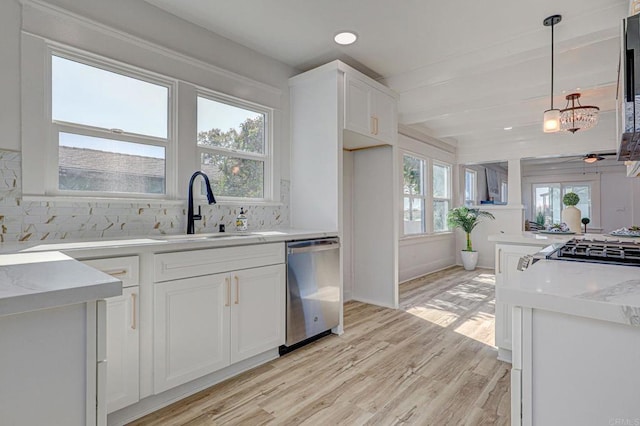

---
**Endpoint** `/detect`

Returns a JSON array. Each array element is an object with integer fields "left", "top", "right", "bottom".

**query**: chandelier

[{"left": 559, "top": 93, "right": 599, "bottom": 133}]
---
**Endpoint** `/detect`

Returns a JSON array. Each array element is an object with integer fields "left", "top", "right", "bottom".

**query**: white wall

[
  {"left": 397, "top": 128, "right": 457, "bottom": 282},
  {"left": 0, "top": 0, "right": 21, "bottom": 151}
]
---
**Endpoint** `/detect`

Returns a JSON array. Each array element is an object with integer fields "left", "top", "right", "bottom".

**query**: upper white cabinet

[
  {"left": 345, "top": 74, "right": 397, "bottom": 145},
  {"left": 344, "top": 74, "right": 398, "bottom": 148}
]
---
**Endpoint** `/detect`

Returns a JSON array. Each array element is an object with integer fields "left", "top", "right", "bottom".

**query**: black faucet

[{"left": 187, "top": 171, "right": 216, "bottom": 234}]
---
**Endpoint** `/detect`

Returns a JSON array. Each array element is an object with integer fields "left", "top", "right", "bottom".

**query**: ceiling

[{"left": 144, "top": 0, "right": 628, "bottom": 152}]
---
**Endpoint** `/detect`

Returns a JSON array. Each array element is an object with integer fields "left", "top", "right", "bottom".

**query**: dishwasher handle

[{"left": 287, "top": 239, "right": 340, "bottom": 255}]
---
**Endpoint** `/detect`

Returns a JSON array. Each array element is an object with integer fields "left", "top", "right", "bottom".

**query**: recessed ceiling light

[
  {"left": 504, "top": 126, "right": 513, "bottom": 130},
  {"left": 334, "top": 32, "right": 357, "bottom": 45}
]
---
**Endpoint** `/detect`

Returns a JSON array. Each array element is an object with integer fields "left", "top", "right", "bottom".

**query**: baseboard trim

[{"left": 107, "top": 348, "right": 279, "bottom": 426}]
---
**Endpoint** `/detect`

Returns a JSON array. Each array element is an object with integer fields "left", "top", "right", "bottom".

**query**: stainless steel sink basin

[{"left": 152, "top": 232, "right": 253, "bottom": 241}]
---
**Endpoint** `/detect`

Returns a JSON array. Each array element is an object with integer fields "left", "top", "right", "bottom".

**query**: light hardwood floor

[{"left": 130, "top": 266, "right": 510, "bottom": 425}]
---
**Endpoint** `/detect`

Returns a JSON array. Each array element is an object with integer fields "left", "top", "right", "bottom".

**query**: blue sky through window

[{"left": 60, "top": 132, "right": 165, "bottom": 159}]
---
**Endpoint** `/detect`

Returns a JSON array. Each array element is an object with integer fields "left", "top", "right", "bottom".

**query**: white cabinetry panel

[
  {"left": 230, "top": 264, "right": 285, "bottom": 363},
  {"left": 345, "top": 75, "right": 372, "bottom": 136},
  {"left": 153, "top": 274, "right": 230, "bottom": 394}
]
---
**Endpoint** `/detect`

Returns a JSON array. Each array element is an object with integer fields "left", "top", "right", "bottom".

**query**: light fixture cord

[{"left": 550, "top": 21, "right": 555, "bottom": 109}]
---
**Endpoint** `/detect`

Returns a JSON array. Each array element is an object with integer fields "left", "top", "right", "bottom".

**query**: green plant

[
  {"left": 535, "top": 211, "right": 545, "bottom": 226},
  {"left": 447, "top": 206, "right": 495, "bottom": 252},
  {"left": 563, "top": 192, "right": 580, "bottom": 206}
]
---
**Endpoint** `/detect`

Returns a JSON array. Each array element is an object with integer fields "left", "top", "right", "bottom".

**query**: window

[
  {"left": 501, "top": 181, "right": 508, "bottom": 204},
  {"left": 197, "top": 95, "right": 270, "bottom": 200},
  {"left": 465, "top": 169, "right": 477, "bottom": 206},
  {"left": 533, "top": 183, "right": 591, "bottom": 225},
  {"left": 51, "top": 54, "right": 171, "bottom": 196},
  {"left": 403, "top": 154, "right": 426, "bottom": 235},
  {"left": 402, "top": 153, "right": 453, "bottom": 236},
  {"left": 433, "top": 162, "right": 452, "bottom": 232}
]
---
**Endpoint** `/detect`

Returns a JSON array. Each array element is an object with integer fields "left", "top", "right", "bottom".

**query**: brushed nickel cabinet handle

[
  {"left": 225, "top": 277, "right": 231, "bottom": 307},
  {"left": 131, "top": 293, "right": 137, "bottom": 330},
  {"left": 234, "top": 276, "right": 239, "bottom": 305},
  {"left": 371, "top": 116, "right": 375, "bottom": 134},
  {"left": 105, "top": 269, "right": 127, "bottom": 277},
  {"left": 374, "top": 116, "right": 379, "bottom": 135},
  {"left": 498, "top": 248, "right": 502, "bottom": 274}
]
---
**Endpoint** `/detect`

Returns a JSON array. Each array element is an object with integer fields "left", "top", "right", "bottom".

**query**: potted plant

[
  {"left": 561, "top": 192, "right": 581, "bottom": 233},
  {"left": 447, "top": 206, "right": 495, "bottom": 271}
]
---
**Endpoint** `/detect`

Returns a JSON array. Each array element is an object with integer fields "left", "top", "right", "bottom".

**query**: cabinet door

[
  {"left": 153, "top": 274, "right": 230, "bottom": 393},
  {"left": 345, "top": 75, "right": 372, "bottom": 136},
  {"left": 230, "top": 264, "right": 285, "bottom": 363},
  {"left": 495, "top": 245, "right": 543, "bottom": 353},
  {"left": 371, "top": 88, "right": 397, "bottom": 143},
  {"left": 106, "top": 286, "right": 139, "bottom": 413}
]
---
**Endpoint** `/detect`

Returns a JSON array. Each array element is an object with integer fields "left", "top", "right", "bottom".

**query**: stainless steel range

[
  {"left": 544, "top": 238, "right": 640, "bottom": 266},
  {"left": 518, "top": 238, "right": 640, "bottom": 271}
]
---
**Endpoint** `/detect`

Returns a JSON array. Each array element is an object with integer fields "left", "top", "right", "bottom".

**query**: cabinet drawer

[
  {"left": 154, "top": 243, "right": 284, "bottom": 282},
  {"left": 82, "top": 256, "right": 139, "bottom": 288}
]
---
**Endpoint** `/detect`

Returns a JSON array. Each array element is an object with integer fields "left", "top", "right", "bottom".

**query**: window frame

[
  {"left": 45, "top": 46, "right": 177, "bottom": 199},
  {"left": 402, "top": 153, "right": 428, "bottom": 236},
  {"left": 530, "top": 180, "right": 598, "bottom": 227},
  {"left": 400, "top": 149, "right": 454, "bottom": 238},
  {"left": 432, "top": 160, "right": 452, "bottom": 233},
  {"left": 195, "top": 90, "right": 274, "bottom": 202},
  {"left": 464, "top": 168, "right": 477, "bottom": 206}
]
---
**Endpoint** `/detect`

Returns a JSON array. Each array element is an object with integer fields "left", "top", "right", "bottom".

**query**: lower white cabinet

[
  {"left": 494, "top": 243, "right": 545, "bottom": 361},
  {"left": 105, "top": 286, "right": 140, "bottom": 413},
  {"left": 153, "top": 264, "right": 285, "bottom": 394}
]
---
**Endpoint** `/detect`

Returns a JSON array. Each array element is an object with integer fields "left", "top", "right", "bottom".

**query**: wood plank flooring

[{"left": 130, "top": 266, "right": 510, "bottom": 425}]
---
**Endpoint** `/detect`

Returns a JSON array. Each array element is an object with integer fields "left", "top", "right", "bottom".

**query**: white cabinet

[
  {"left": 345, "top": 74, "right": 397, "bottom": 145},
  {"left": 153, "top": 273, "right": 230, "bottom": 393},
  {"left": 105, "top": 286, "right": 139, "bottom": 413},
  {"left": 230, "top": 265, "right": 284, "bottom": 363},
  {"left": 290, "top": 60, "right": 399, "bottom": 310},
  {"left": 494, "top": 244, "right": 544, "bottom": 362},
  {"left": 82, "top": 256, "right": 140, "bottom": 413},
  {"left": 153, "top": 246, "right": 285, "bottom": 394}
]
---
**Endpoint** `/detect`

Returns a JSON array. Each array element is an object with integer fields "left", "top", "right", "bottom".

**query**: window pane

[
  {"left": 58, "top": 133, "right": 165, "bottom": 194},
  {"left": 465, "top": 170, "right": 476, "bottom": 205},
  {"left": 52, "top": 56, "right": 168, "bottom": 138},
  {"left": 433, "top": 163, "right": 450, "bottom": 198},
  {"left": 197, "top": 97, "right": 265, "bottom": 154},
  {"left": 563, "top": 185, "right": 591, "bottom": 220},
  {"left": 201, "top": 153, "right": 264, "bottom": 198},
  {"left": 403, "top": 155, "right": 424, "bottom": 195},
  {"left": 404, "top": 197, "right": 424, "bottom": 234},
  {"left": 534, "top": 184, "right": 561, "bottom": 225},
  {"left": 433, "top": 199, "right": 450, "bottom": 232}
]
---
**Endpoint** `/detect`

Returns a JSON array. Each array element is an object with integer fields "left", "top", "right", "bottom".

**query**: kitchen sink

[{"left": 152, "top": 232, "right": 254, "bottom": 241}]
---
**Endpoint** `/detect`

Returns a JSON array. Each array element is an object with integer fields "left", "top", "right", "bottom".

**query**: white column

[{"left": 507, "top": 158, "right": 523, "bottom": 208}]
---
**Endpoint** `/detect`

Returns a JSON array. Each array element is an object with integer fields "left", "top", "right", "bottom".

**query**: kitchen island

[
  {"left": 502, "top": 259, "right": 640, "bottom": 426},
  {"left": 0, "top": 251, "right": 121, "bottom": 426}
]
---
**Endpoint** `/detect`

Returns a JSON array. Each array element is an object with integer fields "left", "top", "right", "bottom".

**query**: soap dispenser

[{"left": 235, "top": 207, "right": 248, "bottom": 232}]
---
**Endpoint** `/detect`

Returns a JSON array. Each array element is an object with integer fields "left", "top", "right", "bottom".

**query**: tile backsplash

[{"left": 0, "top": 150, "right": 289, "bottom": 242}]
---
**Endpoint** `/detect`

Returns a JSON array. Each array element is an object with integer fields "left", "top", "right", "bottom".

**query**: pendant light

[
  {"left": 560, "top": 93, "right": 600, "bottom": 133},
  {"left": 543, "top": 15, "right": 562, "bottom": 133}
]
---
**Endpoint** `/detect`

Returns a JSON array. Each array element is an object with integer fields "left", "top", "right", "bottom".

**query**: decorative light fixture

[
  {"left": 583, "top": 153, "right": 605, "bottom": 163},
  {"left": 560, "top": 93, "right": 599, "bottom": 133},
  {"left": 543, "top": 15, "right": 562, "bottom": 133},
  {"left": 334, "top": 32, "right": 357, "bottom": 45}
]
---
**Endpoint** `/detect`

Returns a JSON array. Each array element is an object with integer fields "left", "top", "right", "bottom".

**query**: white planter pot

[
  {"left": 561, "top": 206, "right": 582, "bottom": 234},
  {"left": 461, "top": 250, "right": 479, "bottom": 271}
]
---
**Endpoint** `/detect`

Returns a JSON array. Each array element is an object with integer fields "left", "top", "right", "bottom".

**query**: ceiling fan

[{"left": 581, "top": 152, "right": 616, "bottom": 163}]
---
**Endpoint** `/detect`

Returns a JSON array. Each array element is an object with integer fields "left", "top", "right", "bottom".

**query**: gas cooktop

[{"left": 547, "top": 238, "right": 640, "bottom": 266}]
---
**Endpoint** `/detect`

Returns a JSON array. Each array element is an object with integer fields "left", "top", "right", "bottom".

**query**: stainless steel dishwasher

[{"left": 283, "top": 238, "right": 340, "bottom": 349}]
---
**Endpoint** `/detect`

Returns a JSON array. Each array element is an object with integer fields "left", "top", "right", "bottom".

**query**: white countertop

[
  {"left": 0, "top": 228, "right": 338, "bottom": 257},
  {"left": 487, "top": 232, "right": 633, "bottom": 246},
  {"left": 500, "top": 260, "right": 640, "bottom": 327},
  {"left": 0, "top": 251, "right": 122, "bottom": 317}
]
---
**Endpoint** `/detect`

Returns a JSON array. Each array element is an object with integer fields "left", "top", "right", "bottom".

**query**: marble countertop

[
  {"left": 487, "top": 232, "right": 634, "bottom": 246},
  {"left": 0, "top": 228, "right": 338, "bottom": 257},
  {"left": 500, "top": 259, "right": 640, "bottom": 327},
  {"left": 0, "top": 251, "right": 122, "bottom": 317}
]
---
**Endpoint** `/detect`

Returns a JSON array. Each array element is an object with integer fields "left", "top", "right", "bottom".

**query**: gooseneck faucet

[{"left": 187, "top": 171, "right": 216, "bottom": 234}]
